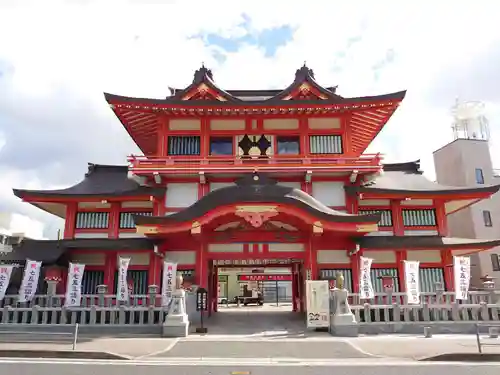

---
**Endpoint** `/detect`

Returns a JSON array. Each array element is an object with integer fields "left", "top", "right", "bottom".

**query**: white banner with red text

[
  {"left": 19, "top": 260, "right": 42, "bottom": 303},
  {"left": 65, "top": 263, "right": 85, "bottom": 307},
  {"left": 359, "top": 256, "right": 374, "bottom": 299},
  {"left": 404, "top": 260, "right": 420, "bottom": 304},
  {"left": 0, "top": 265, "right": 14, "bottom": 300},
  {"left": 454, "top": 256, "right": 471, "bottom": 300},
  {"left": 162, "top": 261, "right": 177, "bottom": 307},
  {"left": 117, "top": 257, "right": 131, "bottom": 301}
]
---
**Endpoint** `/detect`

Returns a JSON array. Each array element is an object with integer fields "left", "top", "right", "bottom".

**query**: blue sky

[
  {"left": 193, "top": 15, "right": 295, "bottom": 60},
  {"left": 0, "top": 1, "right": 500, "bottom": 238}
]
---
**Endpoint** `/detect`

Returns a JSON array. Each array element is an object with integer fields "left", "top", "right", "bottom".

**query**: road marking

[
  {"left": 340, "top": 339, "right": 387, "bottom": 358},
  {"left": 0, "top": 357, "right": 498, "bottom": 366},
  {"left": 133, "top": 338, "right": 180, "bottom": 359}
]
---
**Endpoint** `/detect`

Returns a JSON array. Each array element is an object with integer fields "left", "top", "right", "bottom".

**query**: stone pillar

[
  {"left": 162, "top": 274, "right": 190, "bottom": 337},
  {"left": 97, "top": 284, "right": 108, "bottom": 307},
  {"left": 148, "top": 285, "right": 158, "bottom": 307},
  {"left": 45, "top": 280, "right": 59, "bottom": 308},
  {"left": 330, "top": 272, "right": 358, "bottom": 337}
]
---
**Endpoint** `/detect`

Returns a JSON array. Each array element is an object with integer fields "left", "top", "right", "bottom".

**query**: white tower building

[{"left": 434, "top": 99, "right": 500, "bottom": 288}]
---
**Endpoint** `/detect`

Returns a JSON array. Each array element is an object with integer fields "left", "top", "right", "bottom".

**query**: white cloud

[
  {"left": 1, "top": 1, "right": 500, "bottom": 236},
  {"left": 0, "top": 212, "right": 47, "bottom": 240}
]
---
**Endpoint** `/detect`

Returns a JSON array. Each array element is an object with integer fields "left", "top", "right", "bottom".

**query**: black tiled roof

[
  {"left": 0, "top": 238, "right": 157, "bottom": 264},
  {"left": 133, "top": 173, "right": 381, "bottom": 226},
  {"left": 359, "top": 235, "right": 500, "bottom": 249},
  {"left": 345, "top": 160, "right": 500, "bottom": 196},
  {"left": 13, "top": 163, "right": 165, "bottom": 199}
]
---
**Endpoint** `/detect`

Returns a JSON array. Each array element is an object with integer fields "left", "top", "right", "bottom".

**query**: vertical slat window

[
  {"left": 113, "top": 270, "right": 148, "bottom": 295},
  {"left": 75, "top": 212, "right": 109, "bottom": 229},
  {"left": 167, "top": 136, "right": 201, "bottom": 156},
  {"left": 319, "top": 269, "right": 353, "bottom": 292},
  {"left": 370, "top": 268, "right": 399, "bottom": 293},
  {"left": 419, "top": 268, "right": 445, "bottom": 293},
  {"left": 402, "top": 209, "right": 437, "bottom": 227},
  {"left": 81, "top": 270, "right": 105, "bottom": 294},
  {"left": 359, "top": 209, "right": 393, "bottom": 227},
  {"left": 119, "top": 212, "right": 153, "bottom": 229},
  {"left": 309, "top": 135, "right": 343, "bottom": 154}
]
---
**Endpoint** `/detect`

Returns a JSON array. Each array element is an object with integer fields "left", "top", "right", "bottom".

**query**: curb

[
  {"left": 0, "top": 350, "right": 129, "bottom": 360},
  {"left": 420, "top": 353, "right": 500, "bottom": 362}
]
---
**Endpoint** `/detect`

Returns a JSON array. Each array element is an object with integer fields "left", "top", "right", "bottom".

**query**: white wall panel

[
  {"left": 311, "top": 182, "right": 346, "bottom": 206},
  {"left": 166, "top": 183, "right": 198, "bottom": 207}
]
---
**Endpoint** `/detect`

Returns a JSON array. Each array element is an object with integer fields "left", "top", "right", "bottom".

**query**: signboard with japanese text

[
  {"left": 196, "top": 287, "right": 208, "bottom": 311},
  {"left": 305, "top": 280, "right": 330, "bottom": 328},
  {"left": 238, "top": 274, "right": 292, "bottom": 282}
]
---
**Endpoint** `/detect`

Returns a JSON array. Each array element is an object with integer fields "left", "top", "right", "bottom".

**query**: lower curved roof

[
  {"left": 134, "top": 173, "right": 381, "bottom": 226},
  {"left": 346, "top": 160, "right": 500, "bottom": 196},
  {"left": 0, "top": 238, "right": 157, "bottom": 264},
  {"left": 13, "top": 163, "right": 164, "bottom": 199},
  {"left": 358, "top": 235, "right": 500, "bottom": 249}
]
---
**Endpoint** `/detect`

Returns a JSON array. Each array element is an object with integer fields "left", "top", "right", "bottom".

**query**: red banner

[{"left": 238, "top": 274, "right": 292, "bottom": 282}]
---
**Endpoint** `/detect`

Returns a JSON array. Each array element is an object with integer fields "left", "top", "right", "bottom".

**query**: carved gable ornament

[{"left": 235, "top": 205, "right": 278, "bottom": 228}]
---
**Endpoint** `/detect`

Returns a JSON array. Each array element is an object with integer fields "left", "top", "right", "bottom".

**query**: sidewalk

[{"left": 0, "top": 334, "right": 498, "bottom": 360}]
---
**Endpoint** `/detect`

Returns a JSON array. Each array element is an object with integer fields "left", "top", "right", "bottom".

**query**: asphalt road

[{"left": 0, "top": 361, "right": 499, "bottom": 375}]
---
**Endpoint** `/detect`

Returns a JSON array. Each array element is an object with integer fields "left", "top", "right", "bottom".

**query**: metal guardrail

[
  {"left": 475, "top": 322, "right": 500, "bottom": 354},
  {"left": 0, "top": 323, "right": 79, "bottom": 350}
]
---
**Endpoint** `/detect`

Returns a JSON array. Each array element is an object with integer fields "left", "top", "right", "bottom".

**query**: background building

[{"left": 433, "top": 100, "right": 500, "bottom": 288}]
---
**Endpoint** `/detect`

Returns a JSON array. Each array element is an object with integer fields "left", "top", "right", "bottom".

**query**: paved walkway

[{"left": 200, "top": 304, "right": 306, "bottom": 337}]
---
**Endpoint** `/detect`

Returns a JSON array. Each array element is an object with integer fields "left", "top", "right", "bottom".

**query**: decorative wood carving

[
  {"left": 313, "top": 221, "right": 323, "bottom": 235},
  {"left": 235, "top": 206, "right": 278, "bottom": 228},
  {"left": 136, "top": 225, "right": 158, "bottom": 235},
  {"left": 191, "top": 221, "right": 201, "bottom": 235},
  {"left": 356, "top": 224, "right": 378, "bottom": 232}
]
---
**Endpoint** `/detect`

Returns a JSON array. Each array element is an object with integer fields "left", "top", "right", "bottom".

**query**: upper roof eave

[{"left": 104, "top": 90, "right": 406, "bottom": 108}]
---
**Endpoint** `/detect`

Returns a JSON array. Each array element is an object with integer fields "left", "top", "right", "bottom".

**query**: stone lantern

[{"left": 43, "top": 265, "right": 64, "bottom": 295}]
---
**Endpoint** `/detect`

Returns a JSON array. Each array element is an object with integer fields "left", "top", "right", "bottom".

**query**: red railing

[{"left": 128, "top": 154, "right": 383, "bottom": 174}]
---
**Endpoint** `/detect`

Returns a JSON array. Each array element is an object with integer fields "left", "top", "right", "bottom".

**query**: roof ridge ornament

[
  {"left": 295, "top": 63, "right": 315, "bottom": 81},
  {"left": 193, "top": 64, "right": 214, "bottom": 84}
]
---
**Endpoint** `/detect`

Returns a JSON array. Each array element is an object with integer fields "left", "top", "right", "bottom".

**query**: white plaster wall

[
  {"left": 312, "top": 182, "right": 346, "bottom": 206},
  {"left": 165, "top": 183, "right": 198, "bottom": 207}
]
